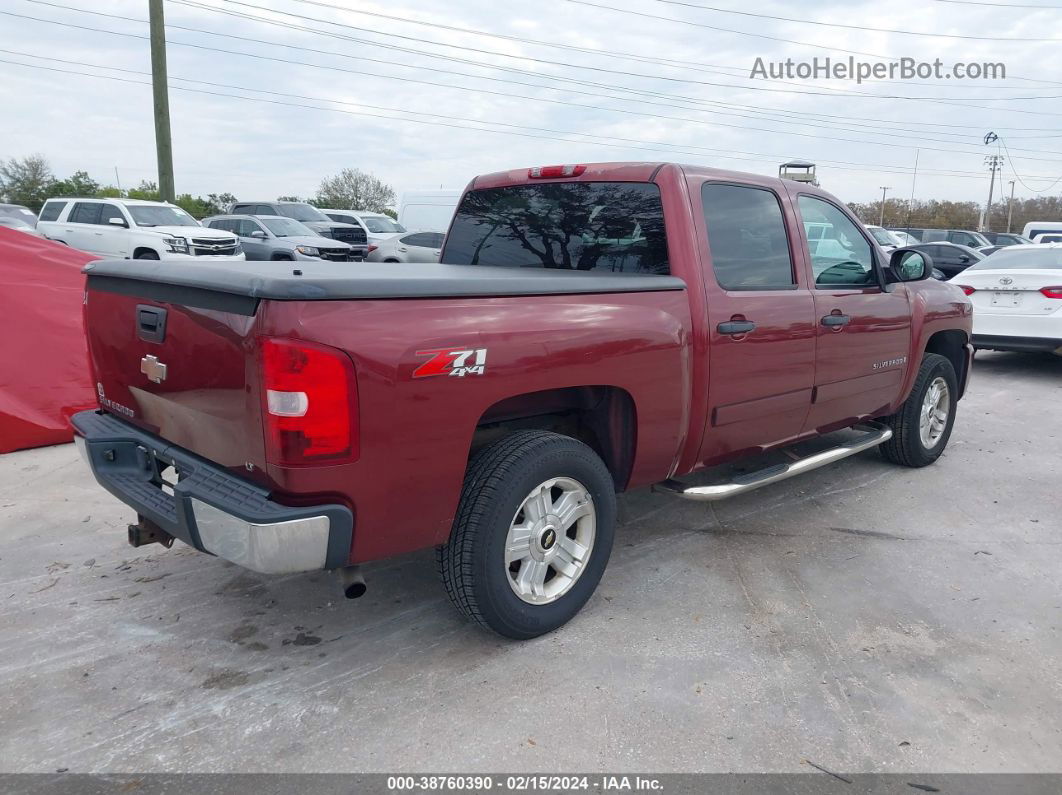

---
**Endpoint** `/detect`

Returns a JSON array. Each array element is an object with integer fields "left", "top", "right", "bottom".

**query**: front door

[
  {"left": 694, "top": 180, "right": 817, "bottom": 465},
  {"left": 792, "top": 193, "right": 912, "bottom": 432}
]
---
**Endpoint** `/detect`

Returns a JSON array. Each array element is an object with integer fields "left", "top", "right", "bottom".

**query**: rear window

[
  {"left": 442, "top": 182, "right": 669, "bottom": 274},
  {"left": 966, "top": 247, "right": 1062, "bottom": 270},
  {"left": 39, "top": 201, "right": 66, "bottom": 222}
]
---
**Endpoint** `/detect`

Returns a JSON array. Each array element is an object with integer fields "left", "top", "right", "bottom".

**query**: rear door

[
  {"left": 694, "top": 179, "right": 816, "bottom": 462},
  {"left": 792, "top": 193, "right": 912, "bottom": 431},
  {"left": 398, "top": 232, "right": 443, "bottom": 262},
  {"left": 64, "top": 201, "right": 103, "bottom": 253}
]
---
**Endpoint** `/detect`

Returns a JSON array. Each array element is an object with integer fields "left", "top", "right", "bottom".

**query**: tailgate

[{"left": 84, "top": 279, "right": 266, "bottom": 473}]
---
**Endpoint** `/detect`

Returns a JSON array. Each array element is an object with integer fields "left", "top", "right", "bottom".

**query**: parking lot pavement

[{"left": 1, "top": 351, "right": 1060, "bottom": 774}]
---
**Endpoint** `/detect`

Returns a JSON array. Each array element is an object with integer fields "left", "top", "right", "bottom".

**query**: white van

[
  {"left": 1022, "top": 221, "right": 1062, "bottom": 240},
  {"left": 398, "top": 190, "right": 462, "bottom": 233}
]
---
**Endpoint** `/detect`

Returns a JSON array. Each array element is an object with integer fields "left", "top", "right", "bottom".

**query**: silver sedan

[{"left": 367, "top": 232, "right": 444, "bottom": 263}]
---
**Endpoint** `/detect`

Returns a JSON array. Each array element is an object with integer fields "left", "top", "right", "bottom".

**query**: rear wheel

[
  {"left": 437, "top": 431, "right": 616, "bottom": 639},
  {"left": 878, "top": 353, "right": 958, "bottom": 467}
]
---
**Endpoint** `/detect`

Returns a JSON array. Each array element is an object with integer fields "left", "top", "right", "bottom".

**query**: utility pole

[
  {"left": 878, "top": 186, "right": 891, "bottom": 226},
  {"left": 1006, "top": 179, "right": 1016, "bottom": 233},
  {"left": 149, "top": 0, "right": 175, "bottom": 202},
  {"left": 981, "top": 154, "right": 1003, "bottom": 232}
]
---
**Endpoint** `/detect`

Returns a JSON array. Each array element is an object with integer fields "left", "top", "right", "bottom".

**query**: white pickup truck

[{"left": 36, "top": 198, "right": 244, "bottom": 261}]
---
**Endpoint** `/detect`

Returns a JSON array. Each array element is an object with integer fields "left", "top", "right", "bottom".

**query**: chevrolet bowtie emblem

[{"left": 140, "top": 354, "right": 168, "bottom": 383}]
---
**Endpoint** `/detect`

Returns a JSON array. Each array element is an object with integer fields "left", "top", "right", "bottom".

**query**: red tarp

[{"left": 0, "top": 228, "right": 98, "bottom": 453}]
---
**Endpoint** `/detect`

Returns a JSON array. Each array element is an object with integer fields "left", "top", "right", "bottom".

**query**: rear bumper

[
  {"left": 71, "top": 410, "right": 353, "bottom": 574},
  {"left": 973, "top": 334, "right": 1062, "bottom": 353}
]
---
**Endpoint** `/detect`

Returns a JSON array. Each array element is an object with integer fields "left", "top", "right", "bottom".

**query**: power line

[
  {"left": 261, "top": 0, "right": 1062, "bottom": 87},
  {"left": 10, "top": 7, "right": 1062, "bottom": 166},
  {"left": 24, "top": 0, "right": 1062, "bottom": 136},
  {"left": 10, "top": 52, "right": 1062, "bottom": 185},
  {"left": 173, "top": 0, "right": 1062, "bottom": 102},
  {"left": 655, "top": 0, "right": 1062, "bottom": 40}
]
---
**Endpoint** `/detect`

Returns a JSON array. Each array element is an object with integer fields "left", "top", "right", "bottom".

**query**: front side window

[
  {"left": 98, "top": 204, "right": 126, "bottom": 226},
  {"left": 39, "top": 201, "right": 66, "bottom": 222},
  {"left": 443, "top": 181, "right": 669, "bottom": 274},
  {"left": 797, "top": 195, "right": 876, "bottom": 287}
]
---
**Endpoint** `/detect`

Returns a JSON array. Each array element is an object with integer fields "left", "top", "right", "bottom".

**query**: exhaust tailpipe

[{"left": 338, "top": 566, "right": 367, "bottom": 599}]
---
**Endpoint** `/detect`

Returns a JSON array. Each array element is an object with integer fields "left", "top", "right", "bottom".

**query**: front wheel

[
  {"left": 878, "top": 352, "right": 958, "bottom": 467},
  {"left": 437, "top": 431, "right": 616, "bottom": 639}
]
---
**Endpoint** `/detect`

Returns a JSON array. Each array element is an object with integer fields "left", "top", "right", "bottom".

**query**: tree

[
  {"left": 127, "top": 180, "right": 160, "bottom": 201},
  {"left": 49, "top": 169, "right": 100, "bottom": 198},
  {"left": 276, "top": 195, "right": 302, "bottom": 202},
  {"left": 314, "top": 168, "right": 395, "bottom": 212},
  {"left": 205, "top": 192, "right": 237, "bottom": 216},
  {"left": 0, "top": 154, "right": 55, "bottom": 211}
]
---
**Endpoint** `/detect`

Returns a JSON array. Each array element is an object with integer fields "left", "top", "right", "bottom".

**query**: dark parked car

[
  {"left": 909, "top": 242, "right": 985, "bottom": 279},
  {"left": 981, "top": 232, "right": 1032, "bottom": 247}
]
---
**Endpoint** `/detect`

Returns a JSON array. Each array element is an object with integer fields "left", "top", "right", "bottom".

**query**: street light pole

[
  {"left": 149, "top": 0, "right": 175, "bottom": 202},
  {"left": 1006, "top": 180, "right": 1016, "bottom": 233},
  {"left": 878, "top": 186, "right": 890, "bottom": 226}
]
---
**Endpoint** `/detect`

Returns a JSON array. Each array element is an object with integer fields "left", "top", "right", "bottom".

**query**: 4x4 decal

[{"left": 413, "top": 348, "right": 488, "bottom": 378}]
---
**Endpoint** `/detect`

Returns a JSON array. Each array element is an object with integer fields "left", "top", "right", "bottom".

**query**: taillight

[
  {"left": 957, "top": 285, "right": 976, "bottom": 295},
  {"left": 1040, "top": 286, "right": 1062, "bottom": 299},
  {"left": 259, "top": 338, "right": 358, "bottom": 467},
  {"left": 528, "top": 164, "right": 586, "bottom": 179}
]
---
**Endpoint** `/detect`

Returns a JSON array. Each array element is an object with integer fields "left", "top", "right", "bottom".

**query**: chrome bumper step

[{"left": 653, "top": 422, "right": 893, "bottom": 502}]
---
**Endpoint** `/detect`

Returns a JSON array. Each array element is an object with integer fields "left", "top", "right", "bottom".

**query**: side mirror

[
  {"left": 888, "top": 248, "right": 932, "bottom": 282},
  {"left": 108, "top": 216, "right": 127, "bottom": 227},
  {"left": 959, "top": 255, "right": 971, "bottom": 263},
  {"left": 250, "top": 230, "right": 267, "bottom": 239}
]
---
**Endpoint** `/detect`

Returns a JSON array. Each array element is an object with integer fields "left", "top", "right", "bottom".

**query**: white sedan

[{"left": 950, "top": 244, "right": 1062, "bottom": 354}]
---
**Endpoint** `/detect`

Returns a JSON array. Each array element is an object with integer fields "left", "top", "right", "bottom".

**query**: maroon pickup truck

[{"left": 73, "top": 162, "right": 972, "bottom": 638}]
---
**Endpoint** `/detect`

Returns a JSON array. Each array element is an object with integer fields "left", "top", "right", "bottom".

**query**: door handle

[
  {"left": 717, "top": 320, "right": 756, "bottom": 335},
  {"left": 821, "top": 314, "right": 851, "bottom": 327}
]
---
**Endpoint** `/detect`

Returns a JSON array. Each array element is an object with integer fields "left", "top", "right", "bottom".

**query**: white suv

[{"left": 36, "top": 198, "right": 244, "bottom": 260}]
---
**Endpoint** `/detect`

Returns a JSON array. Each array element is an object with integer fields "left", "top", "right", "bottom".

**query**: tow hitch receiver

[{"left": 127, "top": 515, "right": 176, "bottom": 549}]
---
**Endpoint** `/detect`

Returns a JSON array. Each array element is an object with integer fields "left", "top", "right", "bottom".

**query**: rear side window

[
  {"left": 69, "top": 202, "right": 102, "bottom": 224},
  {"left": 39, "top": 201, "right": 66, "bottom": 222},
  {"left": 402, "top": 232, "right": 444, "bottom": 248},
  {"left": 442, "top": 182, "right": 669, "bottom": 274},
  {"left": 256, "top": 204, "right": 277, "bottom": 215},
  {"left": 701, "top": 183, "right": 794, "bottom": 290},
  {"left": 230, "top": 204, "right": 252, "bottom": 215}
]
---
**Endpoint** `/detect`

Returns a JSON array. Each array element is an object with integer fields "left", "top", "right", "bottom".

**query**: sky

[{"left": 2, "top": 0, "right": 1061, "bottom": 206}]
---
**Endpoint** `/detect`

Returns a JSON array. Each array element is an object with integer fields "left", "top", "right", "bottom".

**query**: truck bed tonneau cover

[{"left": 84, "top": 260, "right": 686, "bottom": 301}]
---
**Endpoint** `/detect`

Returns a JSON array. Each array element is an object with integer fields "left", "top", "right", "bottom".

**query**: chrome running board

[{"left": 653, "top": 422, "right": 892, "bottom": 502}]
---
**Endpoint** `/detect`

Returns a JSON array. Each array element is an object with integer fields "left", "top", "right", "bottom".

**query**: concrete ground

[{"left": 1, "top": 351, "right": 1060, "bottom": 774}]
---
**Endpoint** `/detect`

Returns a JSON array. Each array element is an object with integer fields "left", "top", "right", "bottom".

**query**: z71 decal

[{"left": 413, "top": 348, "right": 488, "bottom": 378}]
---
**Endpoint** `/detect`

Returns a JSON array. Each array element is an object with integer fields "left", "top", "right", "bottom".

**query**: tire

[
  {"left": 271, "top": 254, "right": 294, "bottom": 261},
  {"left": 878, "top": 353, "right": 958, "bottom": 467},
  {"left": 437, "top": 431, "right": 616, "bottom": 639},
  {"left": 134, "top": 250, "right": 160, "bottom": 260}
]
